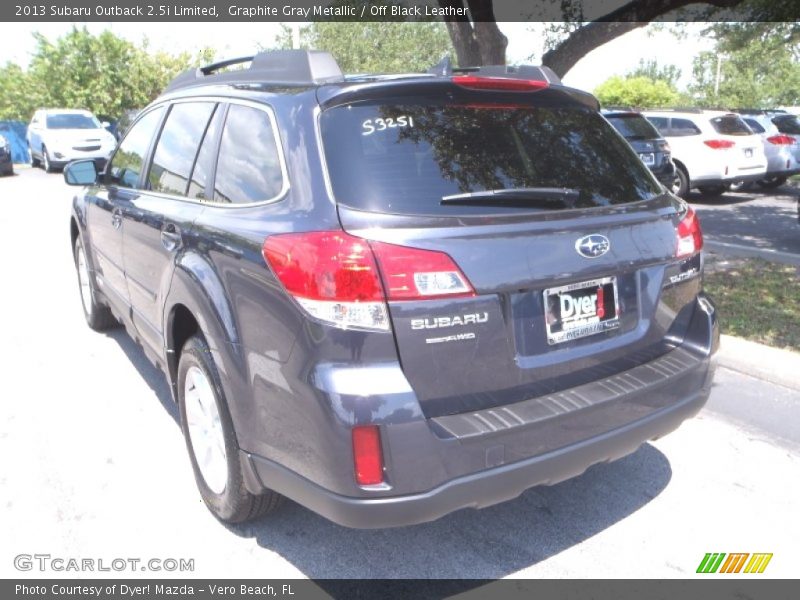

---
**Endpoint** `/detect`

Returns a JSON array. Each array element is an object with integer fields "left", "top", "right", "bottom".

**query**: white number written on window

[{"left": 362, "top": 116, "right": 414, "bottom": 136}]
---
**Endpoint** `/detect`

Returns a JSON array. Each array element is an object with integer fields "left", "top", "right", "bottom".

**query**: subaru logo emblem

[{"left": 575, "top": 234, "right": 610, "bottom": 258}]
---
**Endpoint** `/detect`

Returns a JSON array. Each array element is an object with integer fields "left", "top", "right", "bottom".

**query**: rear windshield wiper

[{"left": 441, "top": 187, "right": 582, "bottom": 209}]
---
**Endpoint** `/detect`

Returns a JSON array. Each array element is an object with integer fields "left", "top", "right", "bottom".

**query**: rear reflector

[
  {"left": 703, "top": 139, "right": 736, "bottom": 149},
  {"left": 452, "top": 75, "right": 549, "bottom": 92},
  {"left": 676, "top": 206, "right": 703, "bottom": 258},
  {"left": 767, "top": 134, "right": 795, "bottom": 145},
  {"left": 352, "top": 426, "right": 383, "bottom": 486},
  {"left": 263, "top": 231, "right": 475, "bottom": 330}
]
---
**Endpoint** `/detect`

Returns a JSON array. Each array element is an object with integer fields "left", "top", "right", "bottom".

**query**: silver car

[{"left": 738, "top": 111, "right": 800, "bottom": 188}]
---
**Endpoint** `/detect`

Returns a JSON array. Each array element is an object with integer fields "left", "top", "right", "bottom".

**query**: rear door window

[
  {"left": 668, "top": 118, "right": 702, "bottom": 137},
  {"left": 710, "top": 115, "right": 752, "bottom": 136},
  {"left": 148, "top": 102, "right": 216, "bottom": 196},
  {"left": 212, "top": 104, "right": 284, "bottom": 204},
  {"left": 106, "top": 107, "right": 165, "bottom": 189},
  {"left": 320, "top": 102, "right": 662, "bottom": 216}
]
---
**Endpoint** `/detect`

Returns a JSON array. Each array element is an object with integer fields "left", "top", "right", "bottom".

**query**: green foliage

[
  {"left": 0, "top": 27, "right": 213, "bottom": 121},
  {"left": 272, "top": 21, "right": 453, "bottom": 73},
  {"left": 628, "top": 59, "right": 681, "bottom": 88},
  {"left": 594, "top": 76, "right": 681, "bottom": 109},
  {"left": 688, "top": 24, "right": 800, "bottom": 107}
]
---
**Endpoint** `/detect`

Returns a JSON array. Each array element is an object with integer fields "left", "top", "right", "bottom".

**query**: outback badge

[{"left": 575, "top": 234, "right": 610, "bottom": 258}]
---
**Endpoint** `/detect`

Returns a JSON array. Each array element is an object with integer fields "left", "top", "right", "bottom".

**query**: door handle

[
  {"left": 160, "top": 224, "right": 182, "bottom": 252},
  {"left": 111, "top": 207, "right": 122, "bottom": 230}
]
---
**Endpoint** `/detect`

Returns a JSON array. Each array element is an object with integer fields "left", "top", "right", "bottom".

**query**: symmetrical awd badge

[{"left": 575, "top": 234, "right": 610, "bottom": 258}]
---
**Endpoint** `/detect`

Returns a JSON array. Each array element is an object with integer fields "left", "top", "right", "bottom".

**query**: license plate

[
  {"left": 544, "top": 277, "right": 620, "bottom": 345},
  {"left": 639, "top": 152, "right": 656, "bottom": 166},
  {"left": 744, "top": 148, "right": 753, "bottom": 158}
]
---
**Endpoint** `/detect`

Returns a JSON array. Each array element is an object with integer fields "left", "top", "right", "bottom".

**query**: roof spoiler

[{"left": 164, "top": 50, "right": 344, "bottom": 93}]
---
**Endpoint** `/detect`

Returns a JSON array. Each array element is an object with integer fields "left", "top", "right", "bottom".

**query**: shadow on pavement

[{"left": 102, "top": 314, "right": 674, "bottom": 583}]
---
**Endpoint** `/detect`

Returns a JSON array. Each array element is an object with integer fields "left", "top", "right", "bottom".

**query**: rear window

[
  {"left": 46, "top": 114, "right": 100, "bottom": 129},
  {"left": 772, "top": 115, "right": 800, "bottom": 135},
  {"left": 320, "top": 103, "right": 662, "bottom": 216},
  {"left": 742, "top": 118, "right": 765, "bottom": 134},
  {"left": 710, "top": 115, "right": 751, "bottom": 136},
  {"left": 606, "top": 114, "right": 661, "bottom": 139}
]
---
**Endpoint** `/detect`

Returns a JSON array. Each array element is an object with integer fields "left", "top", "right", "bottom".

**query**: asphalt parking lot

[{"left": 0, "top": 167, "right": 798, "bottom": 581}]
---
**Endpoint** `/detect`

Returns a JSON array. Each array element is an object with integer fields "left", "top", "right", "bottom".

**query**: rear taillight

[
  {"left": 676, "top": 206, "right": 703, "bottom": 258},
  {"left": 262, "top": 231, "right": 475, "bottom": 330},
  {"left": 767, "top": 134, "right": 795, "bottom": 145},
  {"left": 703, "top": 139, "right": 736, "bottom": 149},
  {"left": 369, "top": 241, "right": 474, "bottom": 300},
  {"left": 452, "top": 75, "right": 549, "bottom": 92},
  {"left": 352, "top": 425, "right": 384, "bottom": 485}
]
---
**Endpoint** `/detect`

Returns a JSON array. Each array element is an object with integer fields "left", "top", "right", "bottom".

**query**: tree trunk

[{"left": 439, "top": 0, "right": 507, "bottom": 67}]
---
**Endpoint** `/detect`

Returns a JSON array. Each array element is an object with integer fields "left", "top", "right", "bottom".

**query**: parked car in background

[
  {"left": 643, "top": 109, "right": 767, "bottom": 197},
  {"left": 27, "top": 109, "right": 117, "bottom": 173},
  {"left": 734, "top": 110, "right": 800, "bottom": 189},
  {"left": 0, "top": 134, "right": 13, "bottom": 176},
  {"left": 64, "top": 50, "right": 718, "bottom": 528},
  {"left": 602, "top": 109, "right": 675, "bottom": 187}
]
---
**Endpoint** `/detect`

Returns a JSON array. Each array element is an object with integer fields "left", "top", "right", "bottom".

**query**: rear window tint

[
  {"left": 710, "top": 115, "right": 751, "bottom": 136},
  {"left": 742, "top": 118, "right": 765, "bottom": 134},
  {"left": 321, "top": 103, "right": 662, "bottom": 216},
  {"left": 606, "top": 114, "right": 661, "bottom": 139},
  {"left": 772, "top": 115, "right": 800, "bottom": 135}
]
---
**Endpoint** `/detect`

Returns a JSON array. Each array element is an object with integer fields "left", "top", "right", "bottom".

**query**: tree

[
  {"left": 629, "top": 59, "right": 681, "bottom": 87},
  {"left": 687, "top": 24, "right": 800, "bottom": 107},
  {"left": 594, "top": 75, "right": 681, "bottom": 108},
  {"left": 0, "top": 27, "right": 213, "bottom": 121},
  {"left": 274, "top": 22, "right": 453, "bottom": 73},
  {"left": 436, "top": 0, "right": 758, "bottom": 76}
]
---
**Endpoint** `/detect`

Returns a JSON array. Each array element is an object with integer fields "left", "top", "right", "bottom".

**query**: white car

[
  {"left": 27, "top": 109, "right": 117, "bottom": 173},
  {"left": 643, "top": 110, "right": 767, "bottom": 197},
  {"left": 737, "top": 112, "right": 800, "bottom": 188}
]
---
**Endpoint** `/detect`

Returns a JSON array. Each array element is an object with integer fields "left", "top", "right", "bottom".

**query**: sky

[{"left": 0, "top": 21, "right": 712, "bottom": 92}]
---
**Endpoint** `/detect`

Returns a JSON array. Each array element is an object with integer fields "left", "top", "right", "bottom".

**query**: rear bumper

[{"left": 244, "top": 294, "right": 719, "bottom": 528}]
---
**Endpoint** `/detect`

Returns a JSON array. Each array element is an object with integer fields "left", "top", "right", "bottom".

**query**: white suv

[
  {"left": 737, "top": 111, "right": 800, "bottom": 188},
  {"left": 27, "top": 109, "right": 117, "bottom": 173},
  {"left": 643, "top": 110, "right": 767, "bottom": 197}
]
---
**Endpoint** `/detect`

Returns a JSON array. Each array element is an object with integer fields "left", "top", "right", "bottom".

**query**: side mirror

[
  {"left": 101, "top": 121, "right": 111, "bottom": 128},
  {"left": 64, "top": 160, "right": 98, "bottom": 186}
]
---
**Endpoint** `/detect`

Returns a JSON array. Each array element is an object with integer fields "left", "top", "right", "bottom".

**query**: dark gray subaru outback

[{"left": 65, "top": 50, "right": 718, "bottom": 528}]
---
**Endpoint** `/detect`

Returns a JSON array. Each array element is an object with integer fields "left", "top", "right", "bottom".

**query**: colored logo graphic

[{"left": 696, "top": 553, "right": 773, "bottom": 574}]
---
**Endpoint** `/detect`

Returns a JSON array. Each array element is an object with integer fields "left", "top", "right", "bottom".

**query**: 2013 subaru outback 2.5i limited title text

[{"left": 65, "top": 50, "right": 718, "bottom": 528}]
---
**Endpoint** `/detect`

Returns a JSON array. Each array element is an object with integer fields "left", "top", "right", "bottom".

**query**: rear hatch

[
  {"left": 771, "top": 114, "right": 800, "bottom": 162},
  {"left": 708, "top": 113, "right": 767, "bottom": 176},
  {"left": 318, "top": 81, "right": 703, "bottom": 417}
]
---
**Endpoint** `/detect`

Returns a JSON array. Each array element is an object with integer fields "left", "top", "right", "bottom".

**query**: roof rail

[
  {"left": 164, "top": 50, "right": 344, "bottom": 93},
  {"left": 426, "top": 56, "right": 562, "bottom": 85}
]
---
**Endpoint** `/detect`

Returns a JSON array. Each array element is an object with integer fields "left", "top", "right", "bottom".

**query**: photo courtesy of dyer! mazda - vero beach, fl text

[{"left": 64, "top": 50, "right": 718, "bottom": 528}]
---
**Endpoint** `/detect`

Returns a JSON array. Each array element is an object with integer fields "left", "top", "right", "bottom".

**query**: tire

[
  {"left": 73, "top": 237, "right": 117, "bottom": 331},
  {"left": 671, "top": 166, "right": 690, "bottom": 198},
  {"left": 757, "top": 176, "right": 787, "bottom": 189},
  {"left": 178, "top": 335, "right": 282, "bottom": 523},
  {"left": 697, "top": 185, "right": 728, "bottom": 197},
  {"left": 42, "top": 145, "right": 54, "bottom": 173},
  {"left": 29, "top": 145, "right": 39, "bottom": 168}
]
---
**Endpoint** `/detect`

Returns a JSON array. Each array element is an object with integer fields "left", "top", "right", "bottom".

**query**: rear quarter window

[
  {"left": 212, "top": 104, "right": 284, "bottom": 204},
  {"left": 667, "top": 118, "right": 702, "bottom": 137},
  {"left": 606, "top": 114, "right": 661, "bottom": 139},
  {"left": 742, "top": 118, "right": 765, "bottom": 134}
]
